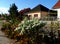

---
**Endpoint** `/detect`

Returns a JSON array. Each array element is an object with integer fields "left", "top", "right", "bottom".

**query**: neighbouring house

[
  {"left": 24, "top": 4, "right": 57, "bottom": 20},
  {"left": 49, "top": 10, "right": 57, "bottom": 20},
  {"left": 19, "top": 8, "right": 31, "bottom": 15},
  {"left": 24, "top": 4, "right": 49, "bottom": 20},
  {"left": 19, "top": 8, "right": 31, "bottom": 19},
  {"left": 53, "top": 0, "right": 60, "bottom": 20},
  {"left": 19, "top": 4, "right": 57, "bottom": 21}
]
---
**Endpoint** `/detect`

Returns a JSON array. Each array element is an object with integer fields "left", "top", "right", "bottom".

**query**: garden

[{"left": 1, "top": 3, "right": 60, "bottom": 44}]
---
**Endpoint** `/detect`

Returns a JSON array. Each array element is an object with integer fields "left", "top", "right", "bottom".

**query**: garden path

[{"left": 0, "top": 21, "right": 13, "bottom": 44}]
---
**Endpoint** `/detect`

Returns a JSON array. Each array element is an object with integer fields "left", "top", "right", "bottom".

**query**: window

[
  {"left": 28, "top": 15, "right": 31, "bottom": 19},
  {"left": 34, "top": 14, "right": 38, "bottom": 17}
]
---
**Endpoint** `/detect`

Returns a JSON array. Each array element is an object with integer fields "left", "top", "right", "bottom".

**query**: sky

[{"left": 0, "top": 0, "right": 58, "bottom": 14}]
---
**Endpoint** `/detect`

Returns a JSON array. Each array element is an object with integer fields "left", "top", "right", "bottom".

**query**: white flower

[
  {"left": 14, "top": 27, "right": 20, "bottom": 31},
  {"left": 32, "top": 24, "right": 36, "bottom": 28},
  {"left": 36, "top": 22, "right": 40, "bottom": 26},
  {"left": 18, "top": 23, "right": 21, "bottom": 26},
  {"left": 14, "top": 18, "right": 46, "bottom": 35},
  {"left": 19, "top": 28, "right": 25, "bottom": 35}
]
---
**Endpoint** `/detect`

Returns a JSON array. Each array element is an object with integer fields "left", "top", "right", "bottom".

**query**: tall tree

[{"left": 8, "top": 3, "right": 19, "bottom": 22}]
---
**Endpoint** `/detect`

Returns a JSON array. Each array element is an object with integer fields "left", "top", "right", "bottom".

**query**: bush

[
  {"left": 1, "top": 22, "right": 11, "bottom": 31},
  {"left": 14, "top": 18, "right": 46, "bottom": 43},
  {"left": 1, "top": 20, "right": 20, "bottom": 39}
]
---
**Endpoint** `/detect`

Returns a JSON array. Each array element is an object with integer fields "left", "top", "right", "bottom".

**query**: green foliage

[
  {"left": 8, "top": 3, "right": 18, "bottom": 17},
  {"left": 14, "top": 18, "right": 46, "bottom": 35},
  {"left": 0, "top": 13, "right": 7, "bottom": 20},
  {"left": 8, "top": 3, "right": 20, "bottom": 23},
  {"left": 14, "top": 18, "right": 46, "bottom": 43},
  {"left": 2, "top": 22, "right": 11, "bottom": 29},
  {"left": 49, "top": 21, "right": 60, "bottom": 31}
]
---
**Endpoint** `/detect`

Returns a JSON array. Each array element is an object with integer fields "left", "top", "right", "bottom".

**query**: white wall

[
  {"left": 27, "top": 12, "right": 41, "bottom": 19},
  {"left": 53, "top": 8, "right": 60, "bottom": 20}
]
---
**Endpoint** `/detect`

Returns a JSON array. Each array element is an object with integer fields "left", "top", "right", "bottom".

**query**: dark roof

[
  {"left": 53, "top": 0, "right": 60, "bottom": 9},
  {"left": 28, "top": 4, "right": 49, "bottom": 13},
  {"left": 19, "top": 8, "right": 31, "bottom": 14}
]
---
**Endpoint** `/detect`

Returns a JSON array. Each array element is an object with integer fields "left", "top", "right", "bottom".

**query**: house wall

[
  {"left": 26, "top": 12, "right": 41, "bottom": 19},
  {"left": 53, "top": 8, "right": 60, "bottom": 20},
  {"left": 41, "top": 11, "right": 49, "bottom": 18},
  {"left": 24, "top": 11, "right": 49, "bottom": 19}
]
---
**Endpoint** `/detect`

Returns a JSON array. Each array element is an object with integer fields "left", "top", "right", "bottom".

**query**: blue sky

[{"left": 0, "top": 0, "right": 58, "bottom": 13}]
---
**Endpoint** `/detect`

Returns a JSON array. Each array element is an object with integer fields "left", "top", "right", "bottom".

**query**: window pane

[
  {"left": 28, "top": 15, "right": 31, "bottom": 19},
  {"left": 34, "top": 14, "right": 38, "bottom": 17}
]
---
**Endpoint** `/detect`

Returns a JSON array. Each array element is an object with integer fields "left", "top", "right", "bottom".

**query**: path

[{"left": 0, "top": 20, "right": 13, "bottom": 44}]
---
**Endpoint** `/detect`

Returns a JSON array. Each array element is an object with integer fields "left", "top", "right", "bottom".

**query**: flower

[{"left": 14, "top": 18, "right": 46, "bottom": 35}]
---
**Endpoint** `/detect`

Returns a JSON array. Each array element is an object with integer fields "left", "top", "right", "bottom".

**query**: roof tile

[{"left": 53, "top": 0, "right": 60, "bottom": 9}]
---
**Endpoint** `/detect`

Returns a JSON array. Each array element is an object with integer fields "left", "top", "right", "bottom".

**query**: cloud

[{"left": 0, "top": 7, "right": 9, "bottom": 14}]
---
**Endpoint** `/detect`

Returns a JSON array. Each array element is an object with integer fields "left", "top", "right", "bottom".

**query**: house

[
  {"left": 49, "top": 10, "right": 57, "bottom": 20},
  {"left": 19, "top": 8, "right": 31, "bottom": 15},
  {"left": 19, "top": 8, "right": 31, "bottom": 20},
  {"left": 53, "top": 0, "right": 60, "bottom": 20},
  {"left": 24, "top": 4, "right": 49, "bottom": 19},
  {"left": 19, "top": 4, "right": 57, "bottom": 20},
  {"left": 24, "top": 4, "right": 57, "bottom": 20}
]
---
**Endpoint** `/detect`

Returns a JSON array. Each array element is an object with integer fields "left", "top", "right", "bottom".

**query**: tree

[
  {"left": 0, "top": 13, "right": 8, "bottom": 20},
  {"left": 8, "top": 3, "right": 19, "bottom": 23}
]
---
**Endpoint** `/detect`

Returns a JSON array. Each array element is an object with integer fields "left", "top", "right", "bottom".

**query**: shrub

[
  {"left": 1, "top": 20, "right": 20, "bottom": 39},
  {"left": 1, "top": 22, "right": 11, "bottom": 31},
  {"left": 14, "top": 18, "right": 46, "bottom": 43}
]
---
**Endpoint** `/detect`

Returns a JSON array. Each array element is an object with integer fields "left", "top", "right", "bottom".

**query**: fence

[{"left": 40, "top": 17, "right": 57, "bottom": 21}]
